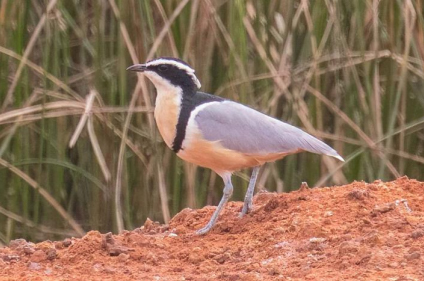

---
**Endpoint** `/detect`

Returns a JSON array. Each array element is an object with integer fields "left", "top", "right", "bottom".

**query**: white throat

[
  {"left": 144, "top": 71, "right": 177, "bottom": 93},
  {"left": 145, "top": 71, "right": 183, "bottom": 148}
]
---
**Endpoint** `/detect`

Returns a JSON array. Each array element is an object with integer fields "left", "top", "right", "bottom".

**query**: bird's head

[{"left": 127, "top": 57, "right": 201, "bottom": 92}]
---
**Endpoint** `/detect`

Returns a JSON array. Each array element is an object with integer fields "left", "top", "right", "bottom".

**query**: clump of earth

[{"left": 1, "top": 177, "right": 423, "bottom": 280}]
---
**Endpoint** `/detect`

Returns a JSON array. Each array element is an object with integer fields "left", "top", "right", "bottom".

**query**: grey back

[{"left": 195, "top": 101, "right": 342, "bottom": 160}]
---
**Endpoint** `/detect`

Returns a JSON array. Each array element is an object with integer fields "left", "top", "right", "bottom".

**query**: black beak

[{"left": 126, "top": 64, "right": 146, "bottom": 72}]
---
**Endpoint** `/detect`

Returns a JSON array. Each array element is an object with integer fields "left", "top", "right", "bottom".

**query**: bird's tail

[{"left": 300, "top": 133, "right": 344, "bottom": 162}]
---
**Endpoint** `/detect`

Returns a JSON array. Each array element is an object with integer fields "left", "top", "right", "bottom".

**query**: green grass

[{"left": 0, "top": 0, "right": 423, "bottom": 243}]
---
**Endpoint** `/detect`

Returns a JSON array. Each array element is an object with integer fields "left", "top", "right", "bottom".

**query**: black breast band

[{"left": 172, "top": 91, "right": 224, "bottom": 153}]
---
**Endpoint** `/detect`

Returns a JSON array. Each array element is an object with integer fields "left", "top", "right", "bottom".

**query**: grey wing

[{"left": 195, "top": 101, "right": 344, "bottom": 161}]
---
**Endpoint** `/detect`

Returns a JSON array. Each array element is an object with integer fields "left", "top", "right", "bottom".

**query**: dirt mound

[{"left": 1, "top": 177, "right": 423, "bottom": 280}]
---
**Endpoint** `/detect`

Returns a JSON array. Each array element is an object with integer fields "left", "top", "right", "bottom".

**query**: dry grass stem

[{"left": 69, "top": 90, "right": 97, "bottom": 148}]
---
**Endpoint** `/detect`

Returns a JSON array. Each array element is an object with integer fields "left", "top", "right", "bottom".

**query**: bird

[{"left": 127, "top": 57, "right": 344, "bottom": 235}]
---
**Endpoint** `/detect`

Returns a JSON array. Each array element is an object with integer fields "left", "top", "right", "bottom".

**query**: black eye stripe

[
  {"left": 158, "top": 65, "right": 169, "bottom": 71},
  {"left": 146, "top": 62, "right": 199, "bottom": 90}
]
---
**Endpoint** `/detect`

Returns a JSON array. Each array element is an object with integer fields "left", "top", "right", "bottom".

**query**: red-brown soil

[{"left": 1, "top": 177, "right": 423, "bottom": 280}]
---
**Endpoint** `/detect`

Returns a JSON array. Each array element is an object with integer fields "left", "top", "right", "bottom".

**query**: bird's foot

[
  {"left": 239, "top": 201, "right": 252, "bottom": 218},
  {"left": 195, "top": 223, "right": 214, "bottom": 235}
]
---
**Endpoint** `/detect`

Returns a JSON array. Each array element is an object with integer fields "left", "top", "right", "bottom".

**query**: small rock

[
  {"left": 299, "top": 182, "right": 310, "bottom": 192},
  {"left": 215, "top": 252, "right": 231, "bottom": 264},
  {"left": 405, "top": 215, "right": 421, "bottom": 225},
  {"left": 274, "top": 241, "right": 290, "bottom": 249},
  {"left": 145, "top": 252, "right": 159, "bottom": 266},
  {"left": 102, "top": 232, "right": 115, "bottom": 248},
  {"left": 188, "top": 251, "right": 204, "bottom": 264},
  {"left": 338, "top": 241, "right": 360, "bottom": 255},
  {"left": 264, "top": 198, "right": 279, "bottom": 212},
  {"left": 340, "top": 234, "right": 353, "bottom": 241},
  {"left": 404, "top": 252, "right": 420, "bottom": 261},
  {"left": 309, "top": 237, "right": 326, "bottom": 243},
  {"left": 323, "top": 218, "right": 332, "bottom": 225},
  {"left": 92, "top": 263, "right": 103, "bottom": 272},
  {"left": 103, "top": 266, "right": 116, "bottom": 274},
  {"left": 395, "top": 198, "right": 412, "bottom": 212},
  {"left": 108, "top": 245, "right": 129, "bottom": 256},
  {"left": 54, "top": 241, "right": 64, "bottom": 250},
  {"left": 254, "top": 191, "right": 278, "bottom": 205},
  {"left": 261, "top": 257, "right": 273, "bottom": 265},
  {"left": 362, "top": 232, "right": 381, "bottom": 246},
  {"left": 274, "top": 227, "right": 285, "bottom": 234},
  {"left": 27, "top": 262, "right": 42, "bottom": 270},
  {"left": 1, "top": 254, "right": 20, "bottom": 262},
  {"left": 347, "top": 189, "right": 369, "bottom": 200},
  {"left": 300, "top": 221, "right": 324, "bottom": 238},
  {"left": 367, "top": 184, "right": 379, "bottom": 191},
  {"left": 371, "top": 202, "right": 396, "bottom": 216},
  {"left": 173, "top": 267, "right": 183, "bottom": 273},
  {"left": 288, "top": 225, "right": 297, "bottom": 232},
  {"left": 307, "top": 239, "right": 327, "bottom": 252},
  {"left": 9, "top": 239, "right": 27, "bottom": 249},
  {"left": 385, "top": 232, "right": 398, "bottom": 247},
  {"left": 62, "top": 238, "right": 72, "bottom": 247},
  {"left": 120, "top": 230, "right": 130, "bottom": 235},
  {"left": 362, "top": 219, "right": 372, "bottom": 225},
  {"left": 323, "top": 211, "right": 333, "bottom": 217},
  {"left": 408, "top": 246, "right": 421, "bottom": 253},
  {"left": 358, "top": 208, "right": 369, "bottom": 216},
  {"left": 118, "top": 253, "right": 130, "bottom": 262},
  {"left": 46, "top": 248, "right": 57, "bottom": 260},
  {"left": 44, "top": 267, "right": 53, "bottom": 275},
  {"left": 143, "top": 218, "right": 160, "bottom": 233},
  {"left": 297, "top": 195, "right": 308, "bottom": 201},
  {"left": 388, "top": 262, "right": 399, "bottom": 268},
  {"left": 355, "top": 252, "right": 372, "bottom": 265},
  {"left": 173, "top": 225, "right": 187, "bottom": 235},
  {"left": 410, "top": 229, "right": 424, "bottom": 239},
  {"left": 23, "top": 245, "right": 35, "bottom": 255},
  {"left": 31, "top": 250, "right": 47, "bottom": 262},
  {"left": 268, "top": 266, "right": 282, "bottom": 276}
]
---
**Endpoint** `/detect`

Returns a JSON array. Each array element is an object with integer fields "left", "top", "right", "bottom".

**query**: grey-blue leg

[
  {"left": 196, "top": 173, "right": 233, "bottom": 235},
  {"left": 240, "top": 166, "right": 261, "bottom": 217}
]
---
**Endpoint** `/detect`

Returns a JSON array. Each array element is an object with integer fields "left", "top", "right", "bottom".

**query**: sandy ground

[{"left": 0, "top": 177, "right": 423, "bottom": 280}]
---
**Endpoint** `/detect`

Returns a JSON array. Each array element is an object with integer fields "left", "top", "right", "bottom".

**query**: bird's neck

[
  {"left": 154, "top": 86, "right": 183, "bottom": 148},
  {"left": 153, "top": 84, "right": 198, "bottom": 150}
]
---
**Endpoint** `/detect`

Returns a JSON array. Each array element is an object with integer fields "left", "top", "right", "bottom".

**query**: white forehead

[
  {"left": 146, "top": 59, "right": 195, "bottom": 73},
  {"left": 145, "top": 59, "right": 202, "bottom": 89}
]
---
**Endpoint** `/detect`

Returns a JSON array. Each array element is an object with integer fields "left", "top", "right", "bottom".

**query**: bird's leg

[
  {"left": 196, "top": 173, "right": 233, "bottom": 235},
  {"left": 240, "top": 166, "right": 261, "bottom": 217}
]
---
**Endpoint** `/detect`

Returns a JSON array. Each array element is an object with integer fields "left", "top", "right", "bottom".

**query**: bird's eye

[{"left": 158, "top": 65, "right": 169, "bottom": 71}]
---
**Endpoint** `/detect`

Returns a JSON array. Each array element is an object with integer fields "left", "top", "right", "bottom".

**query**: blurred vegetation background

[{"left": 0, "top": 0, "right": 423, "bottom": 243}]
